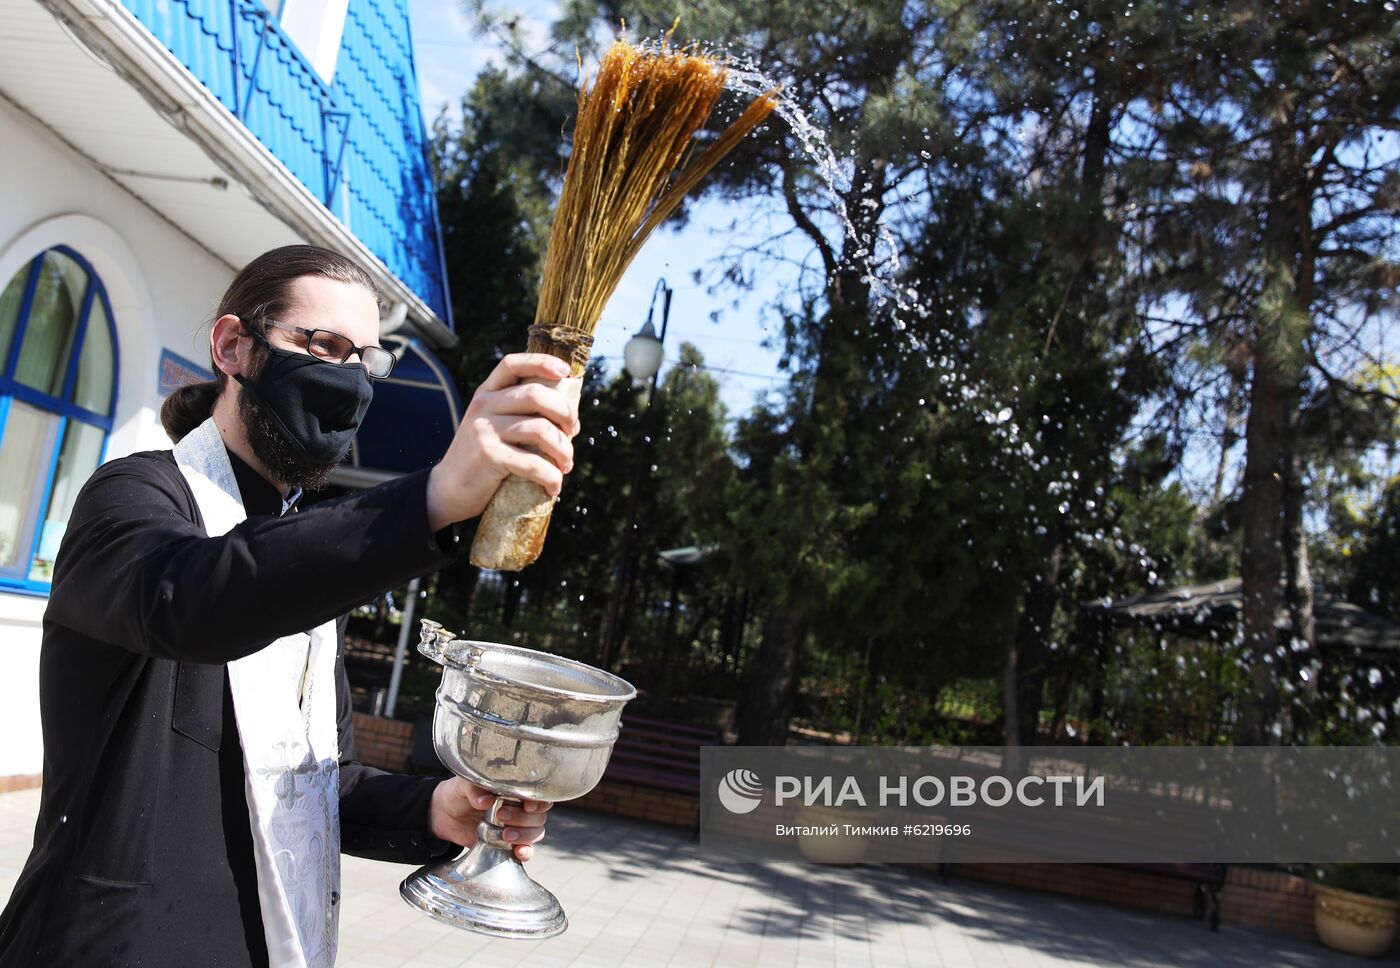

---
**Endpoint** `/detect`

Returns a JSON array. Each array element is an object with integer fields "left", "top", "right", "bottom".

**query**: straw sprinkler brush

[{"left": 470, "top": 36, "right": 778, "bottom": 570}]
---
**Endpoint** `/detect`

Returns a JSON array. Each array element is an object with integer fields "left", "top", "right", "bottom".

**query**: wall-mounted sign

[{"left": 157, "top": 349, "right": 213, "bottom": 398}]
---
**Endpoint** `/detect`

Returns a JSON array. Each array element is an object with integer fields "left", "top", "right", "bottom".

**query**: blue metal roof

[{"left": 119, "top": 0, "right": 449, "bottom": 324}]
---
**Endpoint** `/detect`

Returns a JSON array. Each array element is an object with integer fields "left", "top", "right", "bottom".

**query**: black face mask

[{"left": 234, "top": 332, "right": 374, "bottom": 463}]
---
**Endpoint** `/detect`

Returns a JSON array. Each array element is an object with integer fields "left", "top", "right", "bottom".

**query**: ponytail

[{"left": 160, "top": 380, "right": 220, "bottom": 443}]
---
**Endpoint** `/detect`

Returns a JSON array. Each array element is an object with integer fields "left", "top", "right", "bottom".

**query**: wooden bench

[
  {"left": 938, "top": 860, "right": 1226, "bottom": 931},
  {"left": 1098, "top": 863, "right": 1226, "bottom": 930},
  {"left": 343, "top": 634, "right": 396, "bottom": 696},
  {"left": 600, "top": 715, "right": 721, "bottom": 796},
  {"left": 928, "top": 763, "right": 1230, "bottom": 931}
]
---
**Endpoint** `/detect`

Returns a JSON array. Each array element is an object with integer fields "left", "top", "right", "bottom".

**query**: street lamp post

[{"left": 600, "top": 279, "right": 672, "bottom": 671}]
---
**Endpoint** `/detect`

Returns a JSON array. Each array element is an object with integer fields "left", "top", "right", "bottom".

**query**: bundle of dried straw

[{"left": 470, "top": 37, "right": 778, "bottom": 570}]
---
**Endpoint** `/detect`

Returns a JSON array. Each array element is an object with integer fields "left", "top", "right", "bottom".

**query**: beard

[{"left": 237, "top": 381, "right": 341, "bottom": 492}]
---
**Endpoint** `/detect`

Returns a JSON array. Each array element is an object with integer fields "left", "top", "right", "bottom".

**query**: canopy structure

[
  {"left": 332, "top": 333, "right": 462, "bottom": 489},
  {"left": 1085, "top": 578, "right": 1400, "bottom": 655},
  {"left": 332, "top": 332, "right": 461, "bottom": 717},
  {"left": 657, "top": 545, "right": 719, "bottom": 567}
]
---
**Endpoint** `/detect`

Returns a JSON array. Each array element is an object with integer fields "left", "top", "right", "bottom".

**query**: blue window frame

[{"left": 0, "top": 246, "right": 119, "bottom": 594}]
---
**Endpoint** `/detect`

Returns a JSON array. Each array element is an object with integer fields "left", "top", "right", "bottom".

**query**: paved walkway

[{"left": 0, "top": 787, "right": 1373, "bottom": 966}]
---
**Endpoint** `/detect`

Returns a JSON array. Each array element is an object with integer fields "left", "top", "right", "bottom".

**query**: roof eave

[{"left": 41, "top": 0, "right": 457, "bottom": 349}]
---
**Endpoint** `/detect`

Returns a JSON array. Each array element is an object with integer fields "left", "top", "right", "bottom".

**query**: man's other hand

[{"left": 428, "top": 777, "right": 551, "bottom": 862}]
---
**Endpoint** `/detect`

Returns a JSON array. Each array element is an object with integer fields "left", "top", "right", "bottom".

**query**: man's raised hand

[{"left": 426, "top": 353, "right": 582, "bottom": 531}]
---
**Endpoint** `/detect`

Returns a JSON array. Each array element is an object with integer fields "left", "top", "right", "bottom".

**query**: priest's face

[{"left": 238, "top": 275, "right": 383, "bottom": 491}]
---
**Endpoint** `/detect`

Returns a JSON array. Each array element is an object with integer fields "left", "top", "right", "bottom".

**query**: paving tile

[{"left": 0, "top": 789, "right": 1369, "bottom": 967}]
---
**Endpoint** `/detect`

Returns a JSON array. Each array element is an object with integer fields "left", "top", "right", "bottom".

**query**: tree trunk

[
  {"left": 1282, "top": 445, "right": 1317, "bottom": 741},
  {"left": 1239, "top": 126, "right": 1313, "bottom": 746},
  {"left": 736, "top": 608, "right": 805, "bottom": 746},
  {"left": 851, "top": 637, "right": 876, "bottom": 743},
  {"left": 1213, "top": 372, "right": 1245, "bottom": 506},
  {"left": 1048, "top": 612, "right": 1090, "bottom": 741},
  {"left": 1002, "top": 621, "right": 1020, "bottom": 749},
  {"left": 1283, "top": 460, "right": 1315, "bottom": 654},
  {"left": 1005, "top": 70, "right": 1114, "bottom": 750},
  {"left": 674, "top": 604, "right": 710, "bottom": 700},
  {"left": 729, "top": 586, "right": 750, "bottom": 672},
  {"left": 1239, "top": 343, "right": 1289, "bottom": 744},
  {"left": 1087, "top": 616, "right": 1111, "bottom": 745},
  {"left": 659, "top": 566, "right": 682, "bottom": 700},
  {"left": 1011, "top": 542, "right": 1063, "bottom": 745}
]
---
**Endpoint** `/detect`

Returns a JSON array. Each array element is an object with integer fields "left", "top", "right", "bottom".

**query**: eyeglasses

[{"left": 261, "top": 320, "right": 398, "bottom": 379}]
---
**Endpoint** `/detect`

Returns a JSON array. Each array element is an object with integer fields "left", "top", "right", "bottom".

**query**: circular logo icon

[{"left": 717, "top": 768, "right": 764, "bottom": 814}]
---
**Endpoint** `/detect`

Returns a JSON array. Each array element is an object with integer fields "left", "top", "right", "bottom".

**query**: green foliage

[
  {"left": 403, "top": 1, "right": 1400, "bottom": 746},
  {"left": 431, "top": 72, "right": 546, "bottom": 383},
  {"left": 1311, "top": 864, "right": 1400, "bottom": 902},
  {"left": 1350, "top": 479, "right": 1400, "bottom": 624}
]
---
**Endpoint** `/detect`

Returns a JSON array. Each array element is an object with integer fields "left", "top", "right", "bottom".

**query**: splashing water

[
  {"left": 622, "top": 37, "right": 934, "bottom": 358},
  {"left": 720, "top": 55, "right": 933, "bottom": 346},
  {"left": 707, "top": 51, "right": 1040, "bottom": 474},
  {"left": 624, "top": 37, "right": 1135, "bottom": 564},
  {"left": 664, "top": 44, "right": 1136, "bottom": 561}
]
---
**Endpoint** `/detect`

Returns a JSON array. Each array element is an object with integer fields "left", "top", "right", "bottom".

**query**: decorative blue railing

[{"left": 119, "top": 0, "right": 449, "bottom": 324}]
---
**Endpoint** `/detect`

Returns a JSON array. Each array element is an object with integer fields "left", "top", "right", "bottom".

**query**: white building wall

[{"left": 0, "top": 95, "right": 238, "bottom": 778}]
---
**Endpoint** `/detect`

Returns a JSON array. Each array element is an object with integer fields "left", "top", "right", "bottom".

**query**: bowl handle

[
  {"left": 418, "top": 619, "right": 456, "bottom": 666},
  {"left": 418, "top": 618, "right": 493, "bottom": 669}
]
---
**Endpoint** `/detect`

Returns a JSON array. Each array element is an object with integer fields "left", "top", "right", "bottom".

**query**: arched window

[{"left": 0, "top": 246, "right": 118, "bottom": 591}]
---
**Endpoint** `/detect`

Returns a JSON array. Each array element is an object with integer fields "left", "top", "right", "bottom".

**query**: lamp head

[{"left": 623, "top": 321, "right": 664, "bottom": 381}]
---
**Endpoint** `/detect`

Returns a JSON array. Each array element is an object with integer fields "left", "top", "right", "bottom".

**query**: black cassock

[{"left": 0, "top": 447, "right": 461, "bottom": 967}]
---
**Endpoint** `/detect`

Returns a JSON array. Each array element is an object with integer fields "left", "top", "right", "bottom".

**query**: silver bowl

[{"left": 400, "top": 620, "right": 636, "bottom": 939}]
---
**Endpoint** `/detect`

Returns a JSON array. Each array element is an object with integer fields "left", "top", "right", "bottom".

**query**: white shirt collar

[{"left": 281, "top": 487, "right": 303, "bottom": 516}]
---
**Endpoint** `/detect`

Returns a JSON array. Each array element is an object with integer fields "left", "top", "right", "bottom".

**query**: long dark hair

[{"left": 161, "top": 245, "right": 379, "bottom": 441}]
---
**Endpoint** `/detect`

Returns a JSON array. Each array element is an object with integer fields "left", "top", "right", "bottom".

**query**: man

[{"left": 0, "top": 245, "right": 577, "bottom": 967}]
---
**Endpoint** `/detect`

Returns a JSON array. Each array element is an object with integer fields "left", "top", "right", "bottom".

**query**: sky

[{"left": 406, "top": 0, "right": 795, "bottom": 419}]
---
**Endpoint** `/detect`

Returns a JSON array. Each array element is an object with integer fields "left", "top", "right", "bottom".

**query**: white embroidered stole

[{"left": 173, "top": 417, "right": 340, "bottom": 968}]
